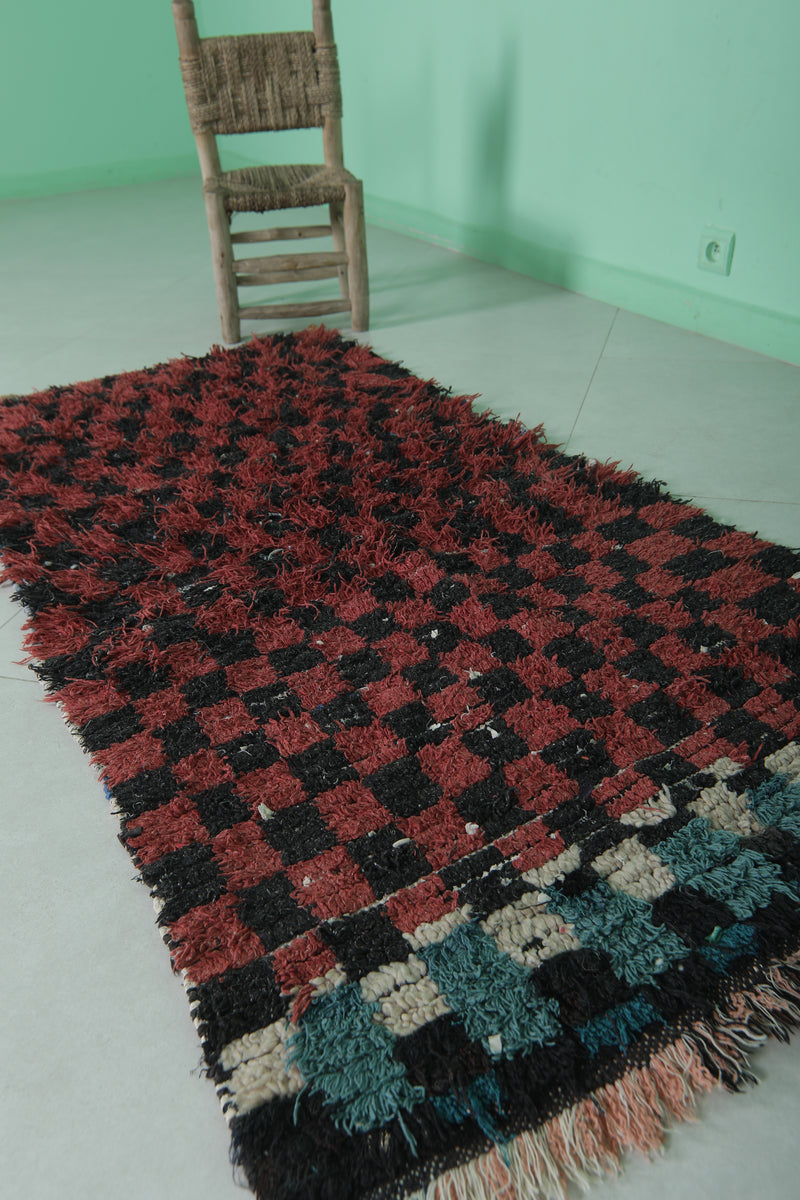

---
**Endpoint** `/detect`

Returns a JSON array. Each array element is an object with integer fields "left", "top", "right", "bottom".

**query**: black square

[
  {"left": 203, "top": 629, "right": 258, "bottom": 666},
  {"left": 429, "top": 578, "right": 470, "bottom": 612},
  {"left": 348, "top": 824, "right": 430, "bottom": 898},
  {"left": 543, "top": 635, "right": 604, "bottom": 677},
  {"left": 261, "top": 802, "right": 337, "bottom": 865},
  {"left": 629, "top": 691, "right": 702, "bottom": 746},
  {"left": 461, "top": 718, "right": 528, "bottom": 765},
  {"left": 414, "top": 621, "right": 461, "bottom": 655},
  {"left": 192, "top": 782, "right": 251, "bottom": 837},
  {"left": 269, "top": 642, "right": 325, "bottom": 676},
  {"left": 220, "top": 729, "right": 280, "bottom": 774},
  {"left": 157, "top": 715, "right": 210, "bottom": 762},
  {"left": 81, "top": 704, "right": 143, "bottom": 752},
  {"left": 402, "top": 661, "right": 458, "bottom": 697},
  {"left": 713, "top": 709, "right": 784, "bottom": 758},
  {"left": 665, "top": 548, "right": 732, "bottom": 581},
  {"left": 453, "top": 772, "right": 528, "bottom": 841},
  {"left": 475, "top": 666, "right": 532, "bottom": 712},
  {"left": 113, "top": 765, "right": 179, "bottom": 818},
  {"left": 183, "top": 669, "right": 229, "bottom": 711},
  {"left": 539, "top": 728, "right": 614, "bottom": 787},
  {"left": 364, "top": 757, "right": 441, "bottom": 818},
  {"left": 320, "top": 906, "right": 410, "bottom": 978},
  {"left": 115, "top": 661, "right": 172, "bottom": 700},
  {"left": 541, "top": 573, "right": 589, "bottom": 602},
  {"left": 370, "top": 572, "right": 413, "bottom": 603},
  {"left": 312, "top": 690, "right": 373, "bottom": 735},
  {"left": 600, "top": 515, "right": 653, "bottom": 544},
  {"left": 533, "top": 948, "right": 631, "bottom": 1026},
  {"left": 288, "top": 738, "right": 357, "bottom": 797},
  {"left": 458, "top": 863, "right": 530, "bottom": 921},
  {"left": 486, "top": 627, "right": 533, "bottom": 663},
  {"left": 236, "top": 875, "right": 315, "bottom": 952},
  {"left": 140, "top": 843, "right": 226, "bottom": 925},
  {"left": 383, "top": 701, "right": 446, "bottom": 749},
  {"left": 242, "top": 683, "right": 302, "bottom": 723},
  {"left": 479, "top": 590, "right": 526, "bottom": 619},
  {"left": 188, "top": 959, "right": 286, "bottom": 1061},
  {"left": 337, "top": 648, "right": 391, "bottom": 687},
  {"left": 611, "top": 579, "right": 652, "bottom": 608},
  {"left": 546, "top": 542, "right": 592, "bottom": 571},
  {"left": 545, "top": 680, "right": 612, "bottom": 721},
  {"left": 618, "top": 612, "right": 665, "bottom": 648},
  {"left": 615, "top": 648, "right": 676, "bottom": 685},
  {"left": 350, "top": 607, "right": 397, "bottom": 642}
]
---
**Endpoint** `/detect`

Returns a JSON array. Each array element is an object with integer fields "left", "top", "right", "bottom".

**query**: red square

[
  {"left": 226, "top": 655, "right": 277, "bottom": 693},
  {"left": 170, "top": 895, "right": 266, "bottom": 984},
  {"left": 213, "top": 820, "right": 284, "bottom": 890},
  {"left": 135, "top": 684, "right": 190, "bottom": 731},
  {"left": 584, "top": 662, "right": 658, "bottom": 712},
  {"left": 100, "top": 731, "right": 166, "bottom": 787},
  {"left": 263, "top": 712, "right": 326, "bottom": 757},
  {"left": 254, "top": 618, "right": 305, "bottom": 654},
  {"left": 59, "top": 679, "right": 129, "bottom": 724},
  {"left": 360, "top": 674, "right": 418, "bottom": 717},
  {"left": 397, "top": 796, "right": 482, "bottom": 870},
  {"left": 588, "top": 712, "right": 664, "bottom": 769},
  {"left": 287, "top": 845, "right": 374, "bottom": 920},
  {"left": 505, "top": 698, "right": 579, "bottom": 753},
  {"left": 235, "top": 760, "right": 307, "bottom": 810},
  {"left": 601, "top": 773, "right": 658, "bottom": 819},
  {"left": 173, "top": 745, "right": 234, "bottom": 791},
  {"left": 336, "top": 723, "right": 401, "bottom": 773},
  {"left": 314, "top": 780, "right": 393, "bottom": 841},
  {"left": 497, "top": 821, "right": 564, "bottom": 874},
  {"left": 287, "top": 662, "right": 345, "bottom": 709},
  {"left": 514, "top": 651, "right": 573, "bottom": 692},
  {"left": 505, "top": 756, "right": 578, "bottom": 814},
  {"left": 384, "top": 874, "right": 458, "bottom": 935},
  {"left": 373, "top": 630, "right": 428, "bottom": 672},
  {"left": 162, "top": 641, "right": 217, "bottom": 686},
  {"left": 450, "top": 596, "right": 500, "bottom": 639},
  {"left": 196, "top": 697, "right": 258, "bottom": 745},
  {"left": 440, "top": 640, "right": 497, "bottom": 680},
  {"left": 126, "top": 793, "right": 207, "bottom": 866},
  {"left": 428, "top": 686, "right": 491, "bottom": 729},
  {"left": 312, "top": 624, "right": 366, "bottom": 660},
  {"left": 417, "top": 736, "right": 491, "bottom": 799},
  {"left": 272, "top": 930, "right": 337, "bottom": 994}
]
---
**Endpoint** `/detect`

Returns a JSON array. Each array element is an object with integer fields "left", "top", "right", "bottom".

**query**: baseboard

[
  {"left": 365, "top": 195, "right": 800, "bottom": 367},
  {"left": 0, "top": 156, "right": 200, "bottom": 200}
]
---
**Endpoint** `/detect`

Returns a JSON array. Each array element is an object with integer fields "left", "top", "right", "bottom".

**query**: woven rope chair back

[{"left": 180, "top": 31, "right": 342, "bottom": 135}]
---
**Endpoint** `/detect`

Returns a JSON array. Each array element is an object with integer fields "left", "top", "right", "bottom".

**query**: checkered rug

[{"left": 2, "top": 327, "right": 800, "bottom": 1200}]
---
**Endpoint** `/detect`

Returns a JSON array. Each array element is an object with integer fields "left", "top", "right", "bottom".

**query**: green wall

[{"left": 2, "top": 1, "right": 798, "bottom": 362}]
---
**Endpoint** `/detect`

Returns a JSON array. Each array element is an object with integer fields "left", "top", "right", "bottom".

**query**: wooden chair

[{"left": 172, "top": 0, "right": 368, "bottom": 343}]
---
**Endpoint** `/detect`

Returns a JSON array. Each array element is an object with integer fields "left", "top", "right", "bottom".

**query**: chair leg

[
  {"left": 342, "top": 180, "right": 369, "bottom": 332},
  {"left": 329, "top": 200, "right": 350, "bottom": 301},
  {"left": 203, "top": 189, "right": 241, "bottom": 343}
]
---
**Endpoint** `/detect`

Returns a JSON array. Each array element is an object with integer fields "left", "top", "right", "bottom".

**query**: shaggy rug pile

[{"left": 1, "top": 327, "right": 800, "bottom": 1200}]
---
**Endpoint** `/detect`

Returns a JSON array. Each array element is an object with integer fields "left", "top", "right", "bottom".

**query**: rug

[{"left": 1, "top": 327, "right": 800, "bottom": 1200}]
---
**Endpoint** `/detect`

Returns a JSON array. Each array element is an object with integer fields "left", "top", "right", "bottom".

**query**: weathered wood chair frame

[{"left": 172, "top": 0, "right": 368, "bottom": 343}]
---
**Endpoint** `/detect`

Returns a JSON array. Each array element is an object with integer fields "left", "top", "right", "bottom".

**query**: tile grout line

[{"left": 563, "top": 308, "right": 620, "bottom": 452}]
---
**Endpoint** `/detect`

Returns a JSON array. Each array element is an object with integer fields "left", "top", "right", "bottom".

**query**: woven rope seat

[{"left": 209, "top": 163, "right": 356, "bottom": 214}]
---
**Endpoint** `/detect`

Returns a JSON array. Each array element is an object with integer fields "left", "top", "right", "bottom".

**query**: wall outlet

[{"left": 698, "top": 227, "right": 736, "bottom": 275}]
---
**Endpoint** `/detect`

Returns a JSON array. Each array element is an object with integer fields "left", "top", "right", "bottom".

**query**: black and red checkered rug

[{"left": 2, "top": 327, "right": 800, "bottom": 1200}]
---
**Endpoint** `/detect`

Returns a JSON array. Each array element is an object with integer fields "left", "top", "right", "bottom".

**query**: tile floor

[{"left": 1, "top": 176, "right": 799, "bottom": 1200}]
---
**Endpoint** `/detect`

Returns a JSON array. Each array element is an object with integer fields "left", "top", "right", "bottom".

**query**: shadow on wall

[{"left": 463, "top": 32, "right": 582, "bottom": 296}]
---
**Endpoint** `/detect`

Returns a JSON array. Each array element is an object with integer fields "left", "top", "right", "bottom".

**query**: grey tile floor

[{"left": 1, "top": 176, "right": 799, "bottom": 1199}]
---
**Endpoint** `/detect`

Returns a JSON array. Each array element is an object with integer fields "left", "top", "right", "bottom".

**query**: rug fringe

[{"left": 409, "top": 952, "right": 800, "bottom": 1200}]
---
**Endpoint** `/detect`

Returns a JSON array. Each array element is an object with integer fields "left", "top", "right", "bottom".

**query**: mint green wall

[
  {"left": 2, "top": 1, "right": 798, "bottom": 361},
  {"left": 0, "top": 0, "right": 197, "bottom": 195}
]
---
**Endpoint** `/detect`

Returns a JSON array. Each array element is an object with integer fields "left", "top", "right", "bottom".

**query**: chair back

[
  {"left": 174, "top": 1, "right": 342, "bottom": 137},
  {"left": 180, "top": 32, "right": 342, "bottom": 135}
]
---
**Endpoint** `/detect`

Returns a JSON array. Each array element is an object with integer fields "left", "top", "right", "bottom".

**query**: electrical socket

[{"left": 698, "top": 227, "right": 735, "bottom": 275}]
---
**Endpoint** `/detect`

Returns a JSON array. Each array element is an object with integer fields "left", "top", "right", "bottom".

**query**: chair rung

[
  {"left": 230, "top": 225, "right": 333, "bottom": 244},
  {"left": 234, "top": 250, "right": 347, "bottom": 274},
  {"left": 239, "top": 299, "right": 352, "bottom": 320},
  {"left": 237, "top": 266, "right": 343, "bottom": 286}
]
